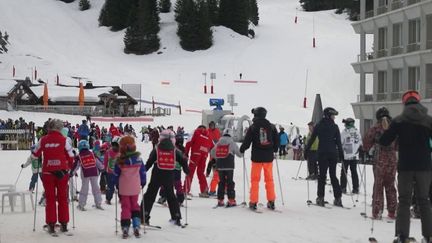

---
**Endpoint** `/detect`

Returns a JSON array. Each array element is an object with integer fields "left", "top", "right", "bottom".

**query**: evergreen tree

[
  {"left": 159, "top": 0, "right": 171, "bottom": 13},
  {"left": 124, "top": 0, "right": 160, "bottom": 55},
  {"left": 98, "top": 0, "right": 136, "bottom": 30},
  {"left": 79, "top": 0, "right": 91, "bottom": 11},
  {"left": 175, "top": 0, "right": 213, "bottom": 51},
  {"left": 207, "top": 0, "right": 219, "bottom": 26},
  {"left": 219, "top": 0, "right": 249, "bottom": 36},
  {"left": 197, "top": 0, "right": 213, "bottom": 49},
  {"left": 249, "top": 0, "right": 259, "bottom": 26}
]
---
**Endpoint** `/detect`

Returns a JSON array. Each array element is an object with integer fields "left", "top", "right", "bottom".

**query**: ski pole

[
  {"left": 339, "top": 162, "right": 356, "bottom": 207},
  {"left": 70, "top": 176, "right": 75, "bottom": 229},
  {"left": 362, "top": 162, "right": 367, "bottom": 218},
  {"left": 274, "top": 155, "right": 285, "bottom": 206},
  {"left": 306, "top": 174, "right": 312, "bottom": 205},
  {"left": 184, "top": 179, "right": 189, "bottom": 226},
  {"left": 141, "top": 188, "right": 146, "bottom": 234},
  {"left": 242, "top": 156, "right": 246, "bottom": 206},
  {"left": 32, "top": 166, "right": 40, "bottom": 232},
  {"left": 115, "top": 189, "right": 118, "bottom": 235},
  {"left": 292, "top": 160, "right": 303, "bottom": 180},
  {"left": 14, "top": 167, "right": 23, "bottom": 188}
]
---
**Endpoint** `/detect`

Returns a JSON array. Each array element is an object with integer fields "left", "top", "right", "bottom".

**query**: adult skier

[
  {"left": 363, "top": 107, "right": 397, "bottom": 220},
  {"left": 379, "top": 91, "right": 432, "bottom": 243},
  {"left": 240, "top": 107, "right": 279, "bottom": 211},
  {"left": 340, "top": 118, "right": 362, "bottom": 194},
  {"left": 304, "top": 107, "right": 344, "bottom": 207}
]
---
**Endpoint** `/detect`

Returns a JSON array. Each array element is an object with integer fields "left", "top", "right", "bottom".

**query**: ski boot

[
  {"left": 122, "top": 227, "right": 129, "bottom": 239},
  {"left": 352, "top": 188, "right": 359, "bottom": 194},
  {"left": 198, "top": 191, "right": 209, "bottom": 198},
  {"left": 249, "top": 202, "right": 258, "bottom": 211},
  {"left": 267, "top": 201, "right": 275, "bottom": 210},
  {"left": 77, "top": 205, "right": 86, "bottom": 211},
  {"left": 132, "top": 217, "right": 141, "bottom": 238},
  {"left": 60, "top": 223, "right": 68, "bottom": 233},
  {"left": 105, "top": 200, "right": 111, "bottom": 205},
  {"left": 157, "top": 196, "right": 167, "bottom": 205},
  {"left": 333, "top": 197, "right": 343, "bottom": 207},
  {"left": 316, "top": 197, "right": 325, "bottom": 207},
  {"left": 227, "top": 199, "right": 237, "bottom": 207},
  {"left": 388, "top": 212, "right": 396, "bottom": 220},
  {"left": 208, "top": 191, "right": 216, "bottom": 197},
  {"left": 95, "top": 204, "right": 104, "bottom": 210},
  {"left": 47, "top": 223, "right": 56, "bottom": 234},
  {"left": 217, "top": 200, "right": 225, "bottom": 207}
]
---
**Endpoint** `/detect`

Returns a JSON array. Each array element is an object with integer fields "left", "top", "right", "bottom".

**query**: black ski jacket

[
  {"left": 240, "top": 118, "right": 279, "bottom": 162},
  {"left": 305, "top": 117, "right": 343, "bottom": 160}
]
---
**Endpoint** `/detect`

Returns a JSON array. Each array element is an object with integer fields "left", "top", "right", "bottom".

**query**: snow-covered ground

[{"left": 0, "top": 137, "right": 423, "bottom": 243}]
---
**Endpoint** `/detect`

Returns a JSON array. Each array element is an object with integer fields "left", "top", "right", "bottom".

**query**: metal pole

[
  {"left": 184, "top": 179, "right": 189, "bottom": 226},
  {"left": 70, "top": 176, "right": 75, "bottom": 229},
  {"left": 242, "top": 157, "right": 246, "bottom": 206},
  {"left": 115, "top": 189, "right": 118, "bottom": 235},
  {"left": 293, "top": 160, "right": 303, "bottom": 180},
  {"left": 14, "top": 167, "right": 23, "bottom": 187},
  {"left": 274, "top": 155, "right": 285, "bottom": 206},
  {"left": 32, "top": 166, "right": 40, "bottom": 232},
  {"left": 141, "top": 189, "right": 146, "bottom": 234}
]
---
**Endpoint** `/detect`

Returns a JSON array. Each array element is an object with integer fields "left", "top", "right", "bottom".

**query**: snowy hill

[{"left": 0, "top": 0, "right": 360, "bottom": 126}]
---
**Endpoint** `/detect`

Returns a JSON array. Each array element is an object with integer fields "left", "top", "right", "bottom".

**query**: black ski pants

[
  {"left": 217, "top": 170, "right": 235, "bottom": 200},
  {"left": 340, "top": 160, "right": 359, "bottom": 191},
  {"left": 141, "top": 169, "right": 181, "bottom": 223},
  {"left": 317, "top": 152, "right": 342, "bottom": 199}
]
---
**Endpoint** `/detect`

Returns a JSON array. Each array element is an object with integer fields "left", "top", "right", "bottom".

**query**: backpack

[{"left": 254, "top": 124, "right": 275, "bottom": 149}]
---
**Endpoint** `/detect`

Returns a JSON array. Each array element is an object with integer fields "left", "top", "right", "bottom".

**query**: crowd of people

[{"left": 14, "top": 89, "right": 432, "bottom": 242}]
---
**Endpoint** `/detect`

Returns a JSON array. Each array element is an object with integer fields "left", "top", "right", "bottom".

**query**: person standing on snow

[
  {"left": 32, "top": 119, "right": 75, "bottom": 234},
  {"left": 278, "top": 127, "right": 289, "bottom": 158},
  {"left": 304, "top": 121, "right": 319, "bottom": 180},
  {"left": 71, "top": 140, "right": 104, "bottom": 211},
  {"left": 240, "top": 107, "right": 279, "bottom": 211},
  {"left": 304, "top": 107, "right": 344, "bottom": 207},
  {"left": 340, "top": 118, "right": 362, "bottom": 194},
  {"left": 183, "top": 125, "right": 213, "bottom": 197},
  {"left": 77, "top": 120, "right": 90, "bottom": 141},
  {"left": 210, "top": 129, "right": 243, "bottom": 207},
  {"left": 142, "top": 130, "right": 189, "bottom": 226},
  {"left": 363, "top": 107, "right": 397, "bottom": 220},
  {"left": 378, "top": 91, "right": 432, "bottom": 243},
  {"left": 207, "top": 121, "right": 221, "bottom": 196}
]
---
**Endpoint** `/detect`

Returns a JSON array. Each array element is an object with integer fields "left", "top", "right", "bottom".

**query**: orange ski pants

[{"left": 250, "top": 162, "right": 276, "bottom": 204}]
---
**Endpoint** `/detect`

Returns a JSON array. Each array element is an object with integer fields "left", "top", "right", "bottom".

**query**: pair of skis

[
  {"left": 368, "top": 237, "right": 418, "bottom": 242},
  {"left": 42, "top": 224, "right": 73, "bottom": 237}
]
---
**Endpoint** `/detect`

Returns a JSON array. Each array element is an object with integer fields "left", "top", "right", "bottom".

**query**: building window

[
  {"left": 392, "top": 69, "right": 402, "bottom": 100},
  {"left": 408, "top": 66, "right": 420, "bottom": 91},
  {"left": 427, "top": 15, "right": 432, "bottom": 49},
  {"left": 377, "top": 71, "right": 387, "bottom": 101},
  {"left": 392, "top": 23, "right": 403, "bottom": 55},
  {"left": 426, "top": 64, "right": 432, "bottom": 98},
  {"left": 408, "top": 19, "right": 421, "bottom": 52},
  {"left": 377, "top": 27, "right": 388, "bottom": 57}
]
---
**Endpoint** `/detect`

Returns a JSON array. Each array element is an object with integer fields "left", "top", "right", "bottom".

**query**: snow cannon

[{"left": 209, "top": 98, "right": 224, "bottom": 111}]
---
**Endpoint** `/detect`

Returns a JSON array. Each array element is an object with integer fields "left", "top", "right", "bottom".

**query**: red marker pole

[
  {"left": 12, "top": 65, "right": 15, "bottom": 77},
  {"left": 34, "top": 67, "right": 38, "bottom": 80},
  {"left": 295, "top": 16, "right": 298, "bottom": 24},
  {"left": 56, "top": 74, "right": 59, "bottom": 85},
  {"left": 211, "top": 79, "right": 214, "bottom": 94}
]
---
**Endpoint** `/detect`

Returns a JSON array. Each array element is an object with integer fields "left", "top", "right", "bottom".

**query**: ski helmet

[
  {"left": 323, "top": 107, "right": 338, "bottom": 118},
  {"left": 251, "top": 107, "right": 267, "bottom": 119},
  {"left": 402, "top": 90, "right": 420, "bottom": 105},
  {"left": 342, "top": 118, "right": 355, "bottom": 127},
  {"left": 111, "top": 136, "right": 121, "bottom": 146},
  {"left": 78, "top": 140, "right": 90, "bottom": 152},
  {"left": 61, "top": 127, "right": 69, "bottom": 138},
  {"left": 159, "top": 129, "right": 176, "bottom": 145},
  {"left": 375, "top": 107, "right": 390, "bottom": 120}
]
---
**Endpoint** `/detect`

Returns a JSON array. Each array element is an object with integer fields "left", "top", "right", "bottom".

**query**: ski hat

[
  {"left": 47, "top": 119, "right": 64, "bottom": 132},
  {"left": 101, "top": 142, "right": 110, "bottom": 152},
  {"left": 342, "top": 118, "right": 355, "bottom": 128},
  {"left": 78, "top": 140, "right": 90, "bottom": 152},
  {"left": 323, "top": 107, "right": 338, "bottom": 118},
  {"left": 251, "top": 107, "right": 267, "bottom": 119},
  {"left": 402, "top": 90, "right": 420, "bottom": 105},
  {"left": 119, "top": 135, "right": 136, "bottom": 154},
  {"left": 111, "top": 136, "right": 121, "bottom": 146},
  {"left": 376, "top": 107, "right": 391, "bottom": 120},
  {"left": 159, "top": 129, "right": 176, "bottom": 145},
  {"left": 61, "top": 127, "right": 69, "bottom": 137}
]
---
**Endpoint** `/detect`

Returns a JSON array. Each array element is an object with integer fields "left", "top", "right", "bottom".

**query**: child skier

[
  {"left": 157, "top": 132, "right": 187, "bottom": 206},
  {"left": 210, "top": 130, "right": 243, "bottom": 207},
  {"left": 142, "top": 130, "right": 189, "bottom": 226},
  {"left": 113, "top": 136, "right": 146, "bottom": 238},
  {"left": 21, "top": 145, "right": 42, "bottom": 192},
  {"left": 71, "top": 140, "right": 104, "bottom": 211},
  {"left": 104, "top": 137, "right": 120, "bottom": 205}
]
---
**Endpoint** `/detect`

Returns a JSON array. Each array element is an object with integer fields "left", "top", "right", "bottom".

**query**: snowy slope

[{"left": 0, "top": 0, "right": 360, "bottom": 126}]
